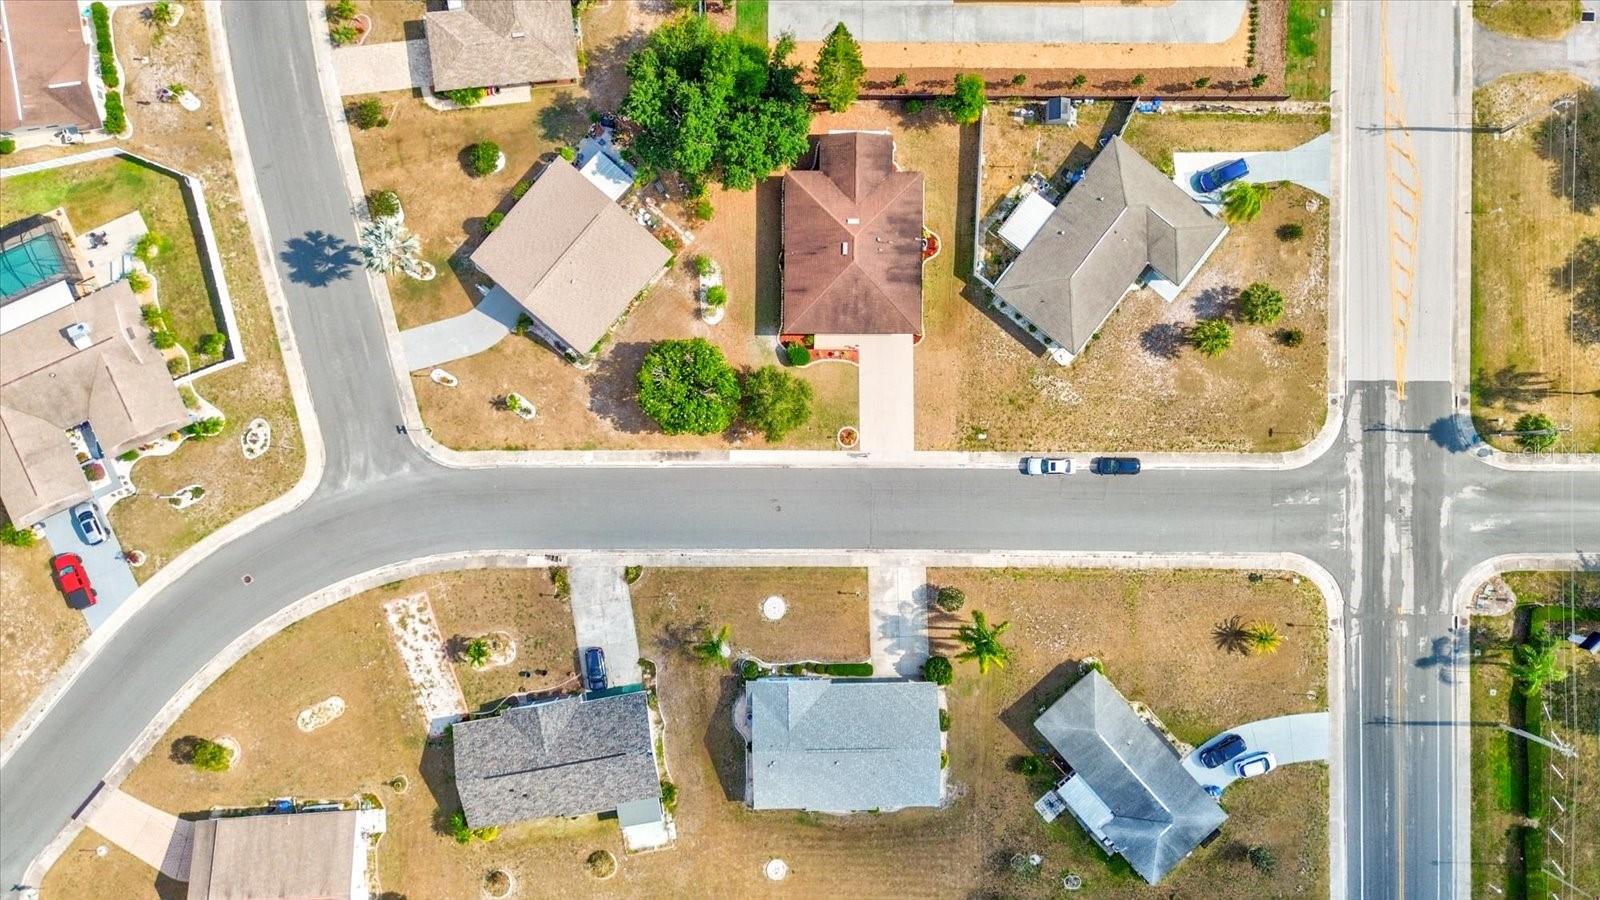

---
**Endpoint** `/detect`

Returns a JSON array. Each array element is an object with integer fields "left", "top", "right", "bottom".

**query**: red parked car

[{"left": 51, "top": 553, "right": 97, "bottom": 609}]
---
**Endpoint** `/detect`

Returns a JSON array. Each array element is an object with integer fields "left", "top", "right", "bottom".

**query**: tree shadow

[
  {"left": 279, "top": 230, "right": 360, "bottom": 287},
  {"left": 1556, "top": 235, "right": 1600, "bottom": 343},
  {"left": 701, "top": 674, "right": 748, "bottom": 802},
  {"left": 1140, "top": 322, "right": 1186, "bottom": 360},
  {"left": 997, "top": 659, "right": 1084, "bottom": 754},
  {"left": 1533, "top": 91, "right": 1597, "bottom": 215},
  {"left": 1427, "top": 414, "right": 1481, "bottom": 454},
  {"left": 586, "top": 340, "right": 656, "bottom": 434},
  {"left": 754, "top": 176, "right": 783, "bottom": 336},
  {"left": 1190, "top": 284, "right": 1239, "bottom": 320},
  {"left": 1414, "top": 629, "right": 1469, "bottom": 685},
  {"left": 168, "top": 735, "right": 202, "bottom": 765},
  {"left": 537, "top": 89, "right": 590, "bottom": 144}
]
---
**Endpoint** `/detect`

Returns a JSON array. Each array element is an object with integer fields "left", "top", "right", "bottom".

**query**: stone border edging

[
  {"left": 19, "top": 546, "right": 1346, "bottom": 887},
  {"left": 0, "top": 0, "right": 329, "bottom": 771}
]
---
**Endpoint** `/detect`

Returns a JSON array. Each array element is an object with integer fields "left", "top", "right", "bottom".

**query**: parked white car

[
  {"left": 1232, "top": 750, "right": 1276, "bottom": 778},
  {"left": 1022, "top": 457, "right": 1073, "bottom": 476}
]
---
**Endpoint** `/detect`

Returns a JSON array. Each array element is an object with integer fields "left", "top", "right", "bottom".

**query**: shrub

[
  {"left": 938, "top": 709, "right": 951, "bottom": 731},
  {"left": 183, "top": 417, "right": 225, "bottom": 439},
  {"left": 102, "top": 91, "right": 126, "bottom": 134},
  {"left": 806, "top": 662, "right": 875, "bottom": 677},
  {"left": 704, "top": 285, "right": 728, "bottom": 307},
  {"left": 166, "top": 357, "right": 188, "bottom": 377},
  {"left": 511, "top": 180, "right": 532, "bottom": 200},
  {"left": 91, "top": 3, "right": 118, "bottom": 88},
  {"left": 940, "top": 751, "right": 949, "bottom": 770},
  {"left": 327, "top": 0, "right": 357, "bottom": 22},
  {"left": 938, "top": 73, "right": 986, "bottom": 124},
  {"left": 0, "top": 138, "right": 14, "bottom": 155},
  {"left": 693, "top": 197, "right": 715, "bottom": 221},
  {"left": 660, "top": 780, "right": 678, "bottom": 812},
  {"left": 586, "top": 850, "right": 617, "bottom": 879},
  {"left": 785, "top": 343, "right": 811, "bottom": 367},
  {"left": 814, "top": 22, "right": 866, "bottom": 112},
  {"left": 0, "top": 522, "right": 36, "bottom": 548},
  {"left": 558, "top": 145, "right": 576, "bottom": 162},
  {"left": 1514, "top": 412, "right": 1559, "bottom": 451},
  {"left": 117, "top": 449, "right": 140, "bottom": 462},
  {"left": 82, "top": 461, "right": 105, "bottom": 481},
  {"left": 1276, "top": 222, "right": 1304, "bottom": 242},
  {"left": 1132, "top": 73, "right": 1146, "bottom": 88},
  {"left": 935, "top": 585, "right": 966, "bottom": 612},
  {"left": 190, "top": 738, "right": 232, "bottom": 772},
  {"left": 694, "top": 254, "right": 715, "bottom": 276},
  {"left": 894, "top": 72, "right": 908, "bottom": 87},
  {"left": 1070, "top": 73, "right": 1087, "bottom": 88},
  {"left": 367, "top": 189, "right": 400, "bottom": 219},
  {"left": 1279, "top": 327, "right": 1305, "bottom": 347},
  {"left": 1193, "top": 76, "right": 1212, "bottom": 89},
  {"left": 922, "top": 655, "right": 954, "bottom": 686},
  {"left": 1190, "top": 318, "right": 1233, "bottom": 356},
  {"left": 196, "top": 333, "right": 227, "bottom": 356},
  {"left": 660, "top": 232, "right": 681, "bottom": 253},
  {"left": 738, "top": 658, "right": 764, "bottom": 681},
  {"left": 1237, "top": 281, "right": 1285, "bottom": 325},
  {"left": 1247, "top": 845, "right": 1278, "bottom": 875},
  {"left": 514, "top": 313, "right": 534, "bottom": 337},
  {"left": 739, "top": 365, "right": 812, "bottom": 440},
  {"left": 141, "top": 304, "right": 172, "bottom": 331},
  {"left": 329, "top": 24, "right": 359, "bottom": 46},
  {"left": 470, "top": 141, "right": 502, "bottom": 176},
  {"left": 135, "top": 231, "right": 170, "bottom": 262},
  {"left": 624, "top": 565, "right": 643, "bottom": 584},
  {"left": 551, "top": 566, "right": 570, "bottom": 599},
  {"left": 348, "top": 98, "right": 387, "bottom": 129},
  {"left": 1011, "top": 73, "right": 1027, "bottom": 86},
  {"left": 449, "top": 809, "right": 473, "bottom": 844},
  {"left": 1018, "top": 754, "right": 1047, "bottom": 777},
  {"left": 1252, "top": 72, "right": 1270, "bottom": 88},
  {"left": 126, "top": 270, "right": 151, "bottom": 293},
  {"left": 904, "top": 99, "right": 925, "bottom": 115},
  {"left": 151, "top": 330, "right": 177, "bottom": 349},
  {"left": 483, "top": 211, "right": 505, "bottom": 233}
]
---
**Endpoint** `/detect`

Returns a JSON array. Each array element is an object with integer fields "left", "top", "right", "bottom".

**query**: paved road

[
  {"left": 2, "top": 1, "right": 1598, "bottom": 892},
  {"left": 1473, "top": 16, "right": 1600, "bottom": 87}
]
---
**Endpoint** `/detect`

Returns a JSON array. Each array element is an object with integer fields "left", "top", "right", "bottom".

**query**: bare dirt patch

[{"left": 0, "top": 542, "right": 89, "bottom": 735}]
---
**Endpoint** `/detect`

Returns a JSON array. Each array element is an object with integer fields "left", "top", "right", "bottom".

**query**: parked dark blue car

[
  {"left": 1193, "top": 158, "right": 1250, "bottom": 193},
  {"left": 1091, "top": 457, "right": 1142, "bottom": 475},
  {"left": 583, "top": 647, "right": 608, "bottom": 692}
]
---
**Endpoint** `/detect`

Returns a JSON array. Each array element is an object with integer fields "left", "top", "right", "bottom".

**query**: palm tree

[
  {"left": 1245, "top": 621, "right": 1283, "bottom": 654},
  {"left": 1190, "top": 318, "right": 1233, "bottom": 357},
  {"left": 691, "top": 625, "right": 731, "bottom": 664},
  {"left": 1510, "top": 635, "right": 1566, "bottom": 693},
  {"left": 359, "top": 218, "right": 432, "bottom": 280},
  {"left": 464, "top": 637, "right": 491, "bottom": 669},
  {"left": 1213, "top": 615, "right": 1251, "bottom": 654},
  {"left": 955, "top": 611, "right": 1013, "bottom": 674},
  {"left": 1221, "top": 181, "right": 1271, "bottom": 224}
]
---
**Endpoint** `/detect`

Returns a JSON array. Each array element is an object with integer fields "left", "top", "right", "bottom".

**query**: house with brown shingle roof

[
  {"left": 469, "top": 160, "right": 669, "bottom": 360},
  {"left": 0, "top": 281, "right": 188, "bottom": 527},
  {"left": 423, "top": 0, "right": 579, "bottom": 94},
  {"left": 0, "top": 0, "right": 102, "bottom": 138},
  {"left": 780, "top": 131, "right": 925, "bottom": 337}
]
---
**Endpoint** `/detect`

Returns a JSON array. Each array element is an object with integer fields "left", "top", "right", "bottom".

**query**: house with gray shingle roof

[
  {"left": 1032, "top": 671, "right": 1226, "bottom": 884},
  {"left": 747, "top": 678, "right": 943, "bottom": 812},
  {"left": 991, "top": 136, "right": 1227, "bottom": 365},
  {"left": 423, "top": 0, "right": 579, "bottom": 94},
  {"left": 452, "top": 691, "right": 663, "bottom": 838}
]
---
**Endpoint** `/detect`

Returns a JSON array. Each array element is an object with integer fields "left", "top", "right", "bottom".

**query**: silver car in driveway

[{"left": 72, "top": 503, "right": 107, "bottom": 546}]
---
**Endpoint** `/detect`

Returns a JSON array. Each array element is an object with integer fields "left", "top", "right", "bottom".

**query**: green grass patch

[
  {"left": 1284, "top": 0, "right": 1331, "bottom": 101},
  {"left": 1473, "top": 0, "right": 1580, "bottom": 38},
  {"left": 0, "top": 156, "right": 220, "bottom": 353},
  {"left": 734, "top": 0, "right": 768, "bottom": 46}
]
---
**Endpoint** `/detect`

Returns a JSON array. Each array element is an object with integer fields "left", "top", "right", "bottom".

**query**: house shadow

[
  {"left": 279, "top": 229, "right": 360, "bottom": 287},
  {"left": 753, "top": 177, "right": 783, "bottom": 336},
  {"left": 998, "top": 659, "right": 1085, "bottom": 756},
  {"left": 586, "top": 340, "right": 656, "bottom": 434},
  {"left": 417, "top": 734, "right": 464, "bottom": 840},
  {"left": 702, "top": 674, "right": 749, "bottom": 803},
  {"left": 1046, "top": 140, "right": 1099, "bottom": 188}
]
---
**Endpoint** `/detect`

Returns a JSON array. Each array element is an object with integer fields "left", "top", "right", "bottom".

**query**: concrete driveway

[
  {"left": 1474, "top": 12, "right": 1600, "bottom": 87},
  {"left": 400, "top": 286, "right": 524, "bottom": 371},
  {"left": 868, "top": 565, "right": 929, "bottom": 677},
  {"left": 40, "top": 504, "right": 137, "bottom": 632},
  {"left": 1182, "top": 711, "right": 1330, "bottom": 791},
  {"left": 568, "top": 566, "right": 643, "bottom": 689},
  {"left": 84, "top": 789, "right": 192, "bottom": 879},
  {"left": 331, "top": 40, "right": 430, "bottom": 96},
  {"left": 1173, "top": 133, "right": 1332, "bottom": 205},
  {"left": 852, "top": 333, "right": 916, "bottom": 455}
]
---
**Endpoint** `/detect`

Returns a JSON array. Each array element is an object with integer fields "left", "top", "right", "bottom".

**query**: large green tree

[
  {"left": 955, "top": 610, "right": 1013, "bottom": 674},
  {"left": 739, "top": 365, "right": 814, "bottom": 440},
  {"left": 813, "top": 22, "right": 865, "bottom": 112},
  {"left": 622, "top": 16, "right": 811, "bottom": 191},
  {"left": 1510, "top": 633, "right": 1567, "bottom": 693},
  {"left": 939, "top": 73, "right": 986, "bottom": 125},
  {"left": 1513, "top": 412, "right": 1559, "bottom": 451},
  {"left": 637, "top": 338, "right": 742, "bottom": 435}
]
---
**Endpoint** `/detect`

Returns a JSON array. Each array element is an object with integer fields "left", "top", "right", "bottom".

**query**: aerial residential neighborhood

[{"left": 0, "top": 0, "right": 1596, "bottom": 899}]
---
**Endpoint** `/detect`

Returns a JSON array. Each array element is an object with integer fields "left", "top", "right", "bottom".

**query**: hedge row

[
  {"left": 804, "top": 662, "right": 874, "bottom": 677},
  {"left": 90, "top": 3, "right": 118, "bottom": 88},
  {"left": 103, "top": 91, "right": 126, "bottom": 134},
  {"left": 1523, "top": 686, "right": 1546, "bottom": 899}
]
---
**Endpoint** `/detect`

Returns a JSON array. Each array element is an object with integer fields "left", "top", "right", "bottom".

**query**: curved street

[{"left": 2, "top": 2, "right": 1597, "bottom": 896}]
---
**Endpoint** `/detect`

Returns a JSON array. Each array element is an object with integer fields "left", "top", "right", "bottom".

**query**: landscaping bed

[{"left": 1470, "top": 77, "right": 1599, "bottom": 453}]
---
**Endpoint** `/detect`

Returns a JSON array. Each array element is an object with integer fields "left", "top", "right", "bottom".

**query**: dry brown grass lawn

[
  {"left": 629, "top": 568, "right": 869, "bottom": 663},
  {"left": 413, "top": 570, "right": 582, "bottom": 709},
  {"left": 1473, "top": 0, "right": 1582, "bottom": 38},
  {"left": 48, "top": 567, "right": 1327, "bottom": 898},
  {"left": 352, "top": 0, "right": 425, "bottom": 44},
  {"left": 933, "top": 107, "right": 1330, "bottom": 451},
  {"left": 1471, "top": 77, "right": 1600, "bottom": 452},
  {"left": 0, "top": 543, "right": 89, "bottom": 735}
]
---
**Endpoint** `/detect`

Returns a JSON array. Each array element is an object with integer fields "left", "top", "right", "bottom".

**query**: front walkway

[
  {"left": 84, "top": 789, "right": 192, "bottom": 880},
  {"left": 852, "top": 333, "right": 916, "bottom": 455},
  {"left": 1173, "top": 133, "right": 1332, "bottom": 205},
  {"left": 868, "top": 564, "right": 929, "bottom": 678},
  {"left": 768, "top": 0, "right": 1245, "bottom": 44},
  {"left": 399, "top": 286, "right": 524, "bottom": 372},
  {"left": 1182, "top": 711, "right": 1330, "bottom": 791},
  {"left": 568, "top": 566, "right": 643, "bottom": 689},
  {"left": 331, "top": 40, "right": 430, "bottom": 96}
]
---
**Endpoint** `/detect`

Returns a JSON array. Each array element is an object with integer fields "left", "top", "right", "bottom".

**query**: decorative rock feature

[
  {"left": 216, "top": 735, "right": 242, "bottom": 767},
  {"left": 483, "top": 868, "right": 514, "bottom": 898},
  {"left": 296, "top": 696, "right": 346, "bottom": 732},
  {"left": 761, "top": 595, "right": 787, "bottom": 621},
  {"left": 166, "top": 484, "right": 206, "bottom": 509},
  {"left": 430, "top": 368, "right": 459, "bottom": 387},
  {"left": 505, "top": 392, "right": 536, "bottom": 420},
  {"left": 123, "top": 549, "right": 146, "bottom": 567},
  {"left": 765, "top": 859, "right": 789, "bottom": 881},
  {"left": 837, "top": 426, "right": 859, "bottom": 450},
  {"left": 240, "top": 418, "right": 271, "bottom": 459}
]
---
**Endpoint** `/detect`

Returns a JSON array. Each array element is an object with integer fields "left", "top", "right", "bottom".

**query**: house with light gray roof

[
  {"left": 747, "top": 678, "right": 943, "bottom": 812},
  {"left": 452, "top": 691, "right": 663, "bottom": 839},
  {"left": 1033, "top": 671, "right": 1226, "bottom": 884},
  {"left": 991, "top": 136, "right": 1227, "bottom": 366}
]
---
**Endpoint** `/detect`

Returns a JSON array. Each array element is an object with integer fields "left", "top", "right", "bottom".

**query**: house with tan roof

[
  {"left": 990, "top": 136, "right": 1228, "bottom": 365},
  {"left": 470, "top": 160, "right": 669, "bottom": 361},
  {"left": 186, "top": 807, "right": 387, "bottom": 900},
  {"left": 423, "top": 0, "right": 579, "bottom": 95},
  {"left": 0, "top": 281, "right": 187, "bottom": 527},
  {"left": 780, "top": 131, "right": 925, "bottom": 337},
  {"left": 0, "top": 0, "right": 103, "bottom": 139}
]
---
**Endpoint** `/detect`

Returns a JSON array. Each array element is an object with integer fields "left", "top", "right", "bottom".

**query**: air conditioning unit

[{"left": 65, "top": 322, "right": 92, "bottom": 349}]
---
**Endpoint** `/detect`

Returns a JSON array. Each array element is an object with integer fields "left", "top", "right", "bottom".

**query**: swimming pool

[{"left": 0, "top": 234, "right": 70, "bottom": 301}]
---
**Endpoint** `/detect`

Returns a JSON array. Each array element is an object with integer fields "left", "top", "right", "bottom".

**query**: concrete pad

[
  {"left": 1183, "top": 711, "right": 1330, "bottom": 791},
  {"left": 85, "top": 789, "right": 193, "bottom": 879},
  {"left": 569, "top": 566, "right": 643, "bottom": 689},
  {"left": 770, "top": 0, "right": 1246, "bottom": 44},
  {"left": 852, "top": 333, "right": 916, "bottom": 455},
  {"left": 75, "top": 211, "right": 148, "bottom": 287},
  {"left": 41, "top": 505, "right": 138, "bottom": 632},
  {"left": 399, "top": 286, "right": 524, "bottom": 371},
  {"left": 1173, "top": 133, "right": 1332, "bottom": 206},
  {"left": 332, "top": 39, "right": 430, "bottom": 96},
  {"left": 869, "top": 565, "right": 929, "bottom": 677}
]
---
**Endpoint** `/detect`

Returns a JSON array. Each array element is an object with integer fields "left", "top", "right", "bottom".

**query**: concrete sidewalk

[
  {"left": 1174, "top": 134, "right": 1332, "bottom": 205},
  {"left": 568, "top": 566, "right": 643, "bottom": 688},
  {"left": 399, "top": 287, "right": 524, "bottom": 372},
  {"left": 84, "top": 789, "right": 193, "bottom": 879},
  {"left": 868, "top": 564, "right": 929, "bottom": 677},
  {"left": 1182, "top": 711, "right": 1330, "bottom": 791},
  {"left": 769, "top": 0, "right": 1246, "bottom": 44}
]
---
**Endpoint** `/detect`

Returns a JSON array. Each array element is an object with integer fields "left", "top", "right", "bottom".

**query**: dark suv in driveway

[
  {"left": 583, "top": 647, "right": 608, "bottom": 692},
  {"left": 1198, "top": 733, "right": 1247, "bottom": 768}
]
